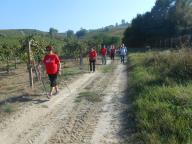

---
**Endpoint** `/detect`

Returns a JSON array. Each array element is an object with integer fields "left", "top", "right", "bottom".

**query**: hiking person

[
  {"left": 43, "top": 45, "right": 61, "bottom": 99},
  {"left": 101, "top": 44, "right": 107, "bottom": 65},
  {"left": 119, "top": 44, "right": 127, "bottom": 64},
  {"left": 110, "top": 45, "right": 116, "bottom": 60},
  {"left": 88, "top": 47, "right": 97, "bottom": 72}
]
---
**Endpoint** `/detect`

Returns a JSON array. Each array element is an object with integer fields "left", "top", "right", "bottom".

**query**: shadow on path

[
  {"left": 0, "top": 94, "right": 49, "bottom": 106},
  {"left": 117, "top": 66, "right": 142, "bottom": 144}
]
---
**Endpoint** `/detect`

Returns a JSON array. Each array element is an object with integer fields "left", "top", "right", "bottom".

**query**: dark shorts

[
  {"left": 48, "top": 74, "right": 58, "bottom": 87},
  {"left": 111, "top": 53, "right": 115, "bottom": 57}
]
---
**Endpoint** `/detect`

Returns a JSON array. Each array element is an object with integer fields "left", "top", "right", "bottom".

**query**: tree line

[{"left": 123, "top": 0, "right": 192, "bottom": 48}]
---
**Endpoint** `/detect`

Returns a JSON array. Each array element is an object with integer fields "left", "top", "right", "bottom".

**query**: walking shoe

[
  {"left": 54, "top": 91, "right": 60, "bottom": 96},
  {"left": 47, "top": 93, "right": 52, "bottom": 99}
]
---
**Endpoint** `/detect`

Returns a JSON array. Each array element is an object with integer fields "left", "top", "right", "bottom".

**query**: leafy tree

[
  {"left": 111, "top": 36, "right": 121, "bottom": 46},
  {"left": 121, "top": 19, "right": 126, "bottom": 25},
  {"left": 76, "top": 28, "right": 87, "bottom": 38},
  {"left": 63, "top": 38, "right": 81, "bottom": 58},
  {"left": 49, "top": 27, "right": 58, "bottom": 38},
  {"left": 12, "top": 43, "right": 22, "bottom": 69},
  {"left": 103, "top": 27, "right": 110, "bottom": 32},
  {"left": 0, "top": 43, "right": 13, "bottom": 73},
  {"left": 78, "top": 40, "right": 87, "bottom": 66},
  {"left": 85, "top": 37, "right": 102, "bottom": 52},
  {"left": 66, "top": 30, "right": 75, "bottom": 38},
  {"left": 123, "top": 0, "right": 192, "bottom": 48},
  {"left": 173, "top": 0, "right": 192, "bottom": 33},
  {"left": 62, "top": 38, "right": 88, "bottom": 66}
]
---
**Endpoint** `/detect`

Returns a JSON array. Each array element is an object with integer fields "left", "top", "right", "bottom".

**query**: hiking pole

[
  {"left": 63, "top": 80, "right": 71, "bottom": 93},
  {"left": 40, "top": 74, "right": 49, "bottom": 96},
  {"left": 58, "top": 70, "right": 71, "bottom": 93},
  {"left": 87, "top": 56, "right": 90, "bottom": 72},
  {"left": 33, "top": 63, "right": 49, "bottom": 97}
]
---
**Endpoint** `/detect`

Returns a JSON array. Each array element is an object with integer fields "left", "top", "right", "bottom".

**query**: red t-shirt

[
  {"left": 43, "top": 54, "right": 60, "bottom": 74},
  {"left": 110, "top": 48, "right": 116, "bottom": 54},
  {"left": 89, "top": 50, "right": 97, "bottom": 60},
  {"left": 101, "top": 47, "right": 107, "bottom": 56}
]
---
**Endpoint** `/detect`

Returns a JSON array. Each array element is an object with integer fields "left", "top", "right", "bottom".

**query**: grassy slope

[
  {"left": 0, "top": 29, "right": 48, "bottom": 37},
  {"left": 85, "top": 27, "right": 126, "bottom": 38},
  {"left": 128, "top": 49, "right": 192, "bottom": 144}
]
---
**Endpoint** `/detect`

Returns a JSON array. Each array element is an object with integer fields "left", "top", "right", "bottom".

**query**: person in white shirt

[{"left": 119, "top": 44, "right": 127, "bottom": 64}]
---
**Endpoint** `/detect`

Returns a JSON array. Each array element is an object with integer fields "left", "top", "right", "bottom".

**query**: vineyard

[{"left": 0, "top": 29, "right": 122, "bottom": 93}]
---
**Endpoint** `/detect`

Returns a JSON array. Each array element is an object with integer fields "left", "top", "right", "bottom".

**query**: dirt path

[
  {"left": 91, "top": 64, "right": 134, "bottom": 144},
  {"left": 0, "top": 63, "right": 133, "bottom": 144}
]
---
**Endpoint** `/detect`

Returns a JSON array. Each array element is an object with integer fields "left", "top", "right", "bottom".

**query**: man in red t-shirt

[
  {"left": 101, "top": 45, "right": 107, "bottom": 65},
  {"left": 88, "top": 47, "right": 97, "bottom": 72},
  {"left": 43, "top": 45, "right": 61, "bottom": 99}
]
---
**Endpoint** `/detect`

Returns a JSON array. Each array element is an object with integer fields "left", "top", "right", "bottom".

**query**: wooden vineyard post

[{"left": 27, "top": 40, "right": 34, "bottom": 88}]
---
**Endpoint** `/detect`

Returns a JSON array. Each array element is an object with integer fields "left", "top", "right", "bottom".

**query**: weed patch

[
  {"left": 76, "top": 91, "right": 102, "bottom": 103},
  {"left": 101, "top": 64, "right": 116, "bottom": 73},
  {"left": 1, "top": 104, "right": 17, "bottom": 113}
]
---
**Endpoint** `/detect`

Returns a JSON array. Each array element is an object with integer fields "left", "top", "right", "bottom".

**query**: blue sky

[{"left": 0, "top": 0, "right": 156, "bottom": 32}]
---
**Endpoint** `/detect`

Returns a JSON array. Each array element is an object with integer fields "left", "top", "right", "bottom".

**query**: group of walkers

[
  {"left": 100, "top": 44, "right": 116, "bottom": 63},
  {"left": 88, "top": 43, "right": 127, "bottom": 72},
  {"left": 42, "top": 43, "right": 127, "bottom": 99}
]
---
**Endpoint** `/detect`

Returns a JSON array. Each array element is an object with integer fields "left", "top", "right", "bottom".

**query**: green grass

[
  {"left": 61, "top": 67, "right": 84, "bottom": 78},
  {"left": 101, "top": 64, "right": 117, "bottom": 73},
  {"left": 129, "top": 49, "right": 192, "bottom": 144},
  {"left": 56, "top": 66, "right": 85, "bottom": 86},
  {"left": 1, "top": 104, "right": 17, "bottom": 113},
  {"left": 76, "top": 91, "right": 102, "bottom": 103},
  {"left": 84, "top": 26, "right": 127, "bottom": 39},
  {"left": 41, "top": 105, "right": 49, "bottom": 108}
]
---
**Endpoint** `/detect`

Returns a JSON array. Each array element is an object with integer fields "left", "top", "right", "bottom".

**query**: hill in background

[
  {"left": 0, "top": 29, "right": 47, "bottom": 38},
  {"left": 85, "top": 23, "right": 129, "bottom": 38},
  {"left": 0, "top": 22, "right": 129, "bottom": 38}
]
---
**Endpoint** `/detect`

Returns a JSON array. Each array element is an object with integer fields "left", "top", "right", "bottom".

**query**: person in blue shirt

[{"left": 119, "top": 44, "right": 127, "bottom": 64}]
